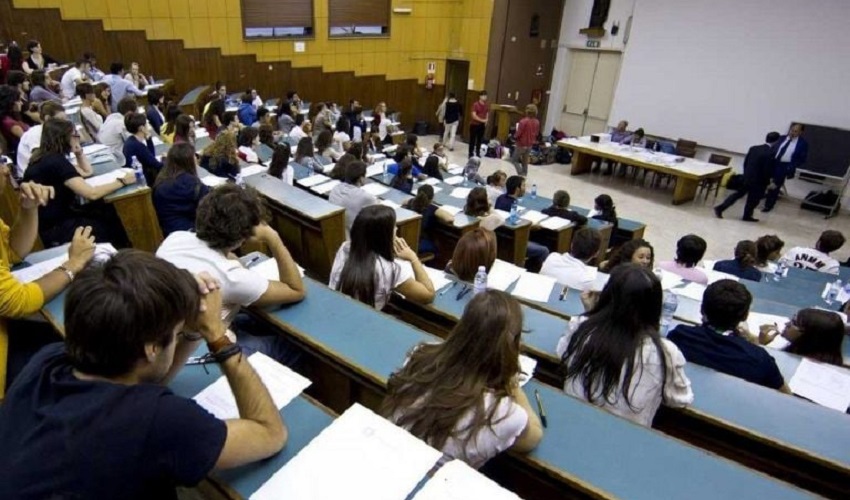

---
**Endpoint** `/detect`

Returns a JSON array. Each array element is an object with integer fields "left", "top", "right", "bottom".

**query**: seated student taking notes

[
  {"left": 658, "top": 234, "right": 708, "bottom": 285},
  {"left": 540, "top": 227, "right": 602, "bottom": 291},
  {"left": 383, "top": 291, "right": 543, "bottom": 469},
  {"left": 781, "top": 230, "right": 845, "bottom": 275}
]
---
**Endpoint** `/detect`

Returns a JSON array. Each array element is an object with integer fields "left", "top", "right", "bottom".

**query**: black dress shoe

[
  {"left": 714, "top": 207, "right": 723, "bottom": 219},
  {"left": 761, "top": 207, "right": 772, "bottom": 213},
  {"left": 742, "top": 217, "right": 760, "bottom": 222}
]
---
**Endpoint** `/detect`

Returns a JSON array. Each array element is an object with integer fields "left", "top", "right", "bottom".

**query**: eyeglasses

[{"left": 71, "top": 133, "right": 81, "bottom": 138}]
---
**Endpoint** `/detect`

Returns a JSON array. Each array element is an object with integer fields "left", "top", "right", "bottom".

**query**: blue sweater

[
  {"left": 713, "top": 259, "right": 762, "bottom": 282},
  {"left": 123, "top": 136, "right": 163, "bottom": 185},
  {"left": 153, "top": 173, "right": 210, "bottom": 236},
  {"left": 238, "top": 103, "right": 257, "bottom": 126}
]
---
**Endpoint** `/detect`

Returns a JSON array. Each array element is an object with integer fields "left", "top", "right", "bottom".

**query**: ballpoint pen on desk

[
  {"left": 456, "top": 284, "right": 471, "bottom": 301},
  {"left": 534, "top": 389, "right": 548, "bottom": 428},
  {"left": 559, "top": 286, "right": 569, "bottom": 301},
  {"left": 439, "top": 281, "right": 459, "bottom": 296}
]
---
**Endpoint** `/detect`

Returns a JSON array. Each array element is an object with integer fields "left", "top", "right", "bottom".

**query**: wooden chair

[
  {"left": 698, "top": 153, "right": 732, "bottom": 200},
  {"left": 675, "top": 138, "right": 698, "bottom": 158}
]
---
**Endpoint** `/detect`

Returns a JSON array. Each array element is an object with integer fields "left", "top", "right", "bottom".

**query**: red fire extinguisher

[{"left": 425, "top": 73, "right": 435, "bottom": 90}]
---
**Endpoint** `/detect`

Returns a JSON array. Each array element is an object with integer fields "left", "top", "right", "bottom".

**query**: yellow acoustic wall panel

[{"left": 13, "top": 0, "right": 495, "bottom": 89}]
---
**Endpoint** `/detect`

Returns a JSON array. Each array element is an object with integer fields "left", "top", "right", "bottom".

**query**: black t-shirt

[
  {"left": 668, "top": 324, "right": 784, "bottom": 390},
  {"left": 22, "top": 152, "right": 81, "bottom": 229},
  {"left": 0, "top": 343, "right": 227, "bottom": 500},
  {"left": 445, "top": 100, "right": 462, "bottom": 124}
]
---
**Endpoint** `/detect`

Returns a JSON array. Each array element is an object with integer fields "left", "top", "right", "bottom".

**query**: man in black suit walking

[
  {"left": 714, "top": 131, "right": 780, "bottom": 222},
  {"left": 763, "top": 123, "right": 809, "bottom": 212}
]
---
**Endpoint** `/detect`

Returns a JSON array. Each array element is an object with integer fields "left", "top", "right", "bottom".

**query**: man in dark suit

[
  {"left": 762, "top": 123, "right": 808, "bottom": 212},
  {"left": 714, "top": 131, "right": 780, "bottom": 222}
]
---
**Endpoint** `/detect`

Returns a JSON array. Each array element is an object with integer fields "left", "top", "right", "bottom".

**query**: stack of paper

[
  {"left": 447, "top": 165, "right": 464, "bottom": 175},
  {"left": 450, "top": 187, "right": 472, "bottom": 199},
  {"left": 487, "top": 260, "right": 525, "bottom": 292},
  {"left": 365, "top": 163, "right": 386, "bottom": 178},
  {"left": 241, "top": 164, "right": 268, "bottom": 177},
  {"left": 250, "top": 257, "right": 306, "bottom": 280},
  {"left": 82, "top": 144, "right": 110, "bottom": 156},
  {"left": 423, "top": 266, "right": 453, "bottom": 293},
  {"left": 518, "top": 355, "right": 537, "bottom": 387},
  {"left": 655, "top": 269, "right": 683, "bottom": 291},
  {"left": 250, "top": 404, "right": 442, "bottom": 500},
  {"left": 671, "top": 282, "right": 707, "bottom": 302},
  {"left": 380, "top": 199, "right": 401, "bottom": 209},
  {"left": 312, "top": 180, "right": 341, "bottom": 195},
  {"left": 789, "top": 359, "right": 850, "bottom": 412},
  {"left": 511, "top": 273, "right": 556, "bottom": 302},
  {"left": 297, "top": 174, "right": 331, "bottom": 188},
  {"left": 194, "top": 352, "right": 311, "bottom": 420},
  {"left": 361, "top": 183, "right": 390, "bottom": 196},
  {"left": 321, "top": 163, "right": 335, "bottom": 174},
  {"left": 520, "top": 210, "right": 548, "bottom": 224},
  {"left": 85, "top": 168, "right": 133, "bottom": 187},
  {"left": 539, "top": 217, "right": 571, "bottom": 231},
  {"left": 443, "top": 176, "right": 465, "bottom": 185},
  {"left": 201, "top": 175, "right": 228, "bottom": 187},
  {"left": 438, "top": 205, "right": 463, "bottom": 217},
  {"left": 703, "top": 268, "right": 739, "bottom": 284},
  {"left": 422, "top": 178, "right": 441, "bottom": 186},
  {"left": 412, "top": 460, "right": 521, "bottom": 500}
]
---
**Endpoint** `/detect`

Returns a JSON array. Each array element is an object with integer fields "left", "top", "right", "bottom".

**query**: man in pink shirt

[
  {"left": 511, "top": 104, "right": 540, "bottom": 175},
  {"left": 468, "top": 91, "right": 490, "bottom": 158}
]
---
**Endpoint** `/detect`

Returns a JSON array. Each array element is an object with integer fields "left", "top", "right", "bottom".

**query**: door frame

[{"left": 445, "top": 59, "right": 471, "bottom": 140}]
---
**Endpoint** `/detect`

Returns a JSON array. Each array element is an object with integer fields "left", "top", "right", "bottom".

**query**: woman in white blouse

[{"left": 558, "top": 263, "right": 693, "bottom": 427}]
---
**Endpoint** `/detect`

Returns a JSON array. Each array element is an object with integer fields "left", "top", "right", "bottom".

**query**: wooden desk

[
  {"left": 178, "top": 85, "right": 211, "bottom": 118},
  {"left": 245, "top": 174, "right": 345, "bottom": 282},
  {"left": 558, "top": 138, "right": 731, "bottom": 205},
  {"left": 491, "top": 104, "right": 522, "bottom": 144},
  {"left": 104, "top": 184, "right": 163, "bottom": 252}
]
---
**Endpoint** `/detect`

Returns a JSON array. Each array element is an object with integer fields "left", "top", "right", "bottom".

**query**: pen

[
  {"left": 559, "top": 286, "right": 569, "bottom": 301},
  {"left": 245, "top": 255, "right": 261, "bottom": 268},
  {"left": 186, "top": 356, "right": 206, "bottom": 365},
  {"left": 534, "top": 389, "right": 548, "bottom": 428},
  {"left": 439, "top": 281, "right": 458, "bottom": 296},
  {"left": 456, "top": 284, "right": 471, "bottom": 301}
]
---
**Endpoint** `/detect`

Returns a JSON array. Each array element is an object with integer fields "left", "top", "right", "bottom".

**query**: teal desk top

[{"left": 246, "top": 173, "right": 344, "bottom": 220}]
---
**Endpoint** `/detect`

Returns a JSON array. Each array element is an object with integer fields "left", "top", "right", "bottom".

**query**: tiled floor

[{"left": 422, "top": 135, "right": 849, "bottom": 263}]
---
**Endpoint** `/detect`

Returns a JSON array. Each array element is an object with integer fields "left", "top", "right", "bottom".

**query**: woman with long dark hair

[
  {"left": 173, "top": 115, "right": 195, "bottom": 145},
  {"left": 389, "top": 158, "right": 414, "bottom": 194},
  {"left": 383, "top": 290, "right": 543, "bottom": 468},
  {"left": 293, "top": 136, "right": 320, "bottom": 172},
  {"left": 463, "top": 186, "right": 504, "bottom": 231},
  {"left": 316, "top": 129, "right": 340, "bottom": 162},
  {"left": 401, "top": 184, "right": 452, "bottom": 255},
  {"left": 152, "top": 143, "right": 210, "bottom": 236},
  {"left": 755, "top": 234, "right": 785, "bottom": 273},
  {"left": 329, "top": 205, "right": 435, "bottom": 310},
  {"left": 760, "top": 308, "right": 845, "bottom": 366},
  {"left": 600, "top": 238, "right": 654, "bottom": 273},
  {"left": 558, "top": 264, "right": 693, "bottom": 426},
  {"left": 0, "top": 84, "right": 28, "bottom": 155},
  {"left": 714, "top": 240, "right": 761, "bottom": 282},
  {"left": 203, "top": 97, "right": 225, "bottom": 139},
  {"left": 268, "top": 143, "right": 293, "bottom": 185}
]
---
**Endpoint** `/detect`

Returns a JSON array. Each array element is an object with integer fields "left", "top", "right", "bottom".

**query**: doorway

[
  {"left": 560, "top": 49, "right": 622, "bottom": 136},
  {"left": 444, "top": 59, "right": 470, "bottom": 141}
]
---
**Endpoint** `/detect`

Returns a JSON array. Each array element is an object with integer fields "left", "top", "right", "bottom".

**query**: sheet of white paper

[
  {"left": 511, "top": 272, "right": 556, "bottom": 302},
  {"left": 745, "top": 312, "right": 789, "bottom": 338},
  {"left": 520, "top": 209, "right": 548, "bottom": 224},
  {"left": 361, "top": 183, "right": 390, "bottom": 196},
  {"left": 538, "top": 216, "right": 571, "bottom": 231},
  {"left": 438, "top": 205, "right": 462, "bottom": 217},
  {"left": 250, "top": 257, "right": 305, "bottom": 280},
  {"left": 789, "top": 358, "right": 850, "bottom": 412},
  {"left": 82, "top": 143, "right": 110, "bottom": 155},
  {"left": 518, "top": 355, "right": 537, "bottom": 388},
  {"left": 443, "top": 176, "right": 465, "bottom": 185},
  {"left": 241, "top": 164, "right": 268, "bottom": 177},
  {"left": 151, "top": 136, "right": 164, "bottom": 146},
  {"left": 494, "top": 209, "right": 511, "bottom": 221},
  {"left": 413, "top": 460, "right": 521, "bottom": 500},
  {"left": 703, "top": 268, "right": 739, "bottom": 284},
  {"left": 672, "top": 282, "right": 707, "bottom": 302},
  {"left": 450, "top": 187, "right": 472, "bottom": 199},
  {"left": 424, "top": 266, "right": 453, "bottom": 292},
  {"left": 487, "top": 259, "right": 525, "bottom": 292},
  {"left": 250, "top": 403, "right": 442, "bottom": 500},
  {"left": 447, "top": 165, "right": 464, "bottom": 175},
  {"left": 380, "top": 199, "right": 401, "bottom": 209},
  {"left": 297, "top": 174, "right": 331, "bottom": 188},
  {"left": 422, "top": 178, "right": 441, "bottom": 186},
  {"left": 766, "top": 335, "right": 791, "bottom": 350},
  {"left": 201, "top": 175, "right": 228, "bottom": 187},
  {"left": 84, "top": 168, "right": 133, "bottom": 187},
  {"left": 591, "top": 271, "right": 610, "bottom": 292},
  {"left": 312, "top": 180, "right": 341, "bottom": 195},
  {"left": 322, "top": 163, "right": 335, "bottom": 174},
  {"left": 365, "top": 163, "right": 385, "bottom": 178},
  {"left": 194, "top": 352, "right": 311, "bottom": 421},
  {"left": 656, "top": 269, "right": 683, "bottom": 291},
  {"left": 701, "top": 259, "right": 717, "bottom": 271}
]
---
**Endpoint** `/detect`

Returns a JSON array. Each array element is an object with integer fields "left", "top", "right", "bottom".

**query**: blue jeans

[{"left": 525, "top": 241, "right": 550, "bottom": 273}]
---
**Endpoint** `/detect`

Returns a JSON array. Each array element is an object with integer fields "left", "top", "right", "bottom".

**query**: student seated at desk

[
  {"left": 757, "top": 308, "right": 844, "bottom": 366},
  {"left": 445, "top": 227, "right": 497, "bottom": 280},
  {"left": 0, "top": 163, "right": 96, "bottom": 394},
  {"left": 383, "top": 290, "right": 543, "bottom": 468},
  {"left": 781, "top": 230, "right": 845, "bottom": 275},
  {"left": 542, "top": 190, "right": 588, "bottom": 226},
  {"left": 278, "top": 108, "right": 296, "bottom": 135},
  {"left": 258, "top": 123, "right": 276, "bottom": 149},
  {"left": 329, "top": 161, "right": 379, "bottom": 234},
  {"left": 429, "top": 142, "right": 449, "bottom": 170},
  {"left": 159, "top": 105, "right": 181, "bottom": 144},
  {"left": 540, "top": 227, "right": 602, "bottom": 291},
  {"left": 172, "top": 115, "right": 195, "bottom": 146},
  {"left": 658, "top": 234, "right": 708, "bottom": 285},
  {"left": 268, "top": 143, "right": 294, "bottom": 186},
  {"left": 333, "top": 116, "right": 351, "bottom": 154},
  {"left": 591, "top": 194, "right": 621, "bottom": 242},
  {"left": 203, "top": 97, "right": 225, "bottom": 139},
  {"left": 23, "top": 119, "right": 133, "bottom": 247},
  {"left": 145, "top": 88, "right": 165, "bottom": 136},
  {"left": 237, "top": 92, "right": 256, "bottom": 127},
  {"left": 99, "top": 96, "right": 138, "bottom": 166},
  {"left": 330, "top": 205, "right": 434, "bottom": 310},
  {"left": 287, "top": 113, "right": 309, "bottom": 141},
  {"left": 293, "top": 136, "right": 320, "bottom": 173},
  {"left": 16, "top": 100, "right": 65, "bottom": 176},
  {"left": 463, "top": 156, "right": 485, "bottom": 185},
  {"left": 251, "top": 106, "right": 271, "bottom": 129},
  {"left": 236, "top": 126, "right": 261, "bottom": 164},
  {"left": 93, "top": 82, "right": 112, "bottom": 119},
  {"left": 714, "top": 240, "right": 761, "bottom": 282},
  {"left": 77, "top": 83, "right": 103, "bottom": 143},
  {"left": 485, "top": 170, "right": 507, "bottom": 205},
  {"left": 463, "top": 186, "right": 505, "bottom": 231},
  {"left": 200, "top": 132, "right": 240, "bottom": 180},
  {"left": 386, "top": 146, "right": 424, "bottom": 179},
  {"left": 316, "top": 129, "right": 341, "bottom": 162},
  {"left": 328, "top": 151, "right": 357, "bottom": 181},
  {"left": 755, "top": 234, "right": 784, "bottom": 273},
  {"left": 401, "top": 185, "right": 447, "bottom": 256},
  {"left": 494, "top": 176, "right": 550, "bottom": 273},
  {"left": 559, "top": 264, "right": 694, "bottom": 426},
  {"left": 420, "top": 155, "right": 443, "bottom": 181},
  {"left": 390, "top": 159, "right": 415, "bottom": 194},
  {"left": 0, "top": 84, "right": 28, "bottom": 156},
  {"left": 153, "top": 143, "right": 210, "bottom": 236},
  {"left": 0, "top": 251, "right": 288, "bottom": 498},
  {"left": 157, "top": 185, "right": 305, "bottom": 359},
  {"left": 600, "top": 238, "right": 654, "bottom": 273},
  {"left": 667, "top": 280, "right": 788, "bottom": 392},
  {"left": 220, "top": 111, "right": 240, "bottom": 136},
  {"left": 123, "top": 112, "right": 163, "bottom": 185}
]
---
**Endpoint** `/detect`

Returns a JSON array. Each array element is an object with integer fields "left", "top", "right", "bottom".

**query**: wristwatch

[{"left": 57, "top": 264, "right": 75, "bottom": 282}]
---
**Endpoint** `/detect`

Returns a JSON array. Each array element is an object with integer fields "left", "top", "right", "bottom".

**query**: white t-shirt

[
  {"left": 288, "top": 125, "right": 307, "bottom": 142},
  {"left": 280, "top": 165, "right": 294, "bottom": 186},
  {"left": 328, "top": 241, "right": 413, "bottom": 310},
  {"left": 782, "top": 246, "right": 840, "bottom": 275},
  {"left": 80, "top": 106, "right": 104, "bottom": 142},
  {"left": 328, "top": 183, "right": 379, "bottom": 235},
  {"left": 15, "top": 124, "right": 42, "bottom": 176},
  {"left": 60, "top": 67, "right": 83, "bottom": 99},
  {"left": 333, "top": 131, "right": 350, "bottom": 153},
  {"left": 156, "top": 231, "right": 270, "bottom": 325},
  {"left": 540, "top": 253, "right": 597, "bottom": 291},
  {"left": 238, "top": 145, "right": 259, "bottom": 164},
  {"left": 99, "top": 113, "right": 129, "bottom": 165},
  {"left": 557, "top": 326, "right": 693, "bottom": 427},
  {"left": 395, "top": 391, "right": 527, "bottom": 469},
  {"left": 486, "top": 185, "right": 504, "bottom": 206}
]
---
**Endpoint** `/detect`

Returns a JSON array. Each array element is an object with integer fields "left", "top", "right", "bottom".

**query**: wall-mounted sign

[{"left": 586, "top": 40, "right": 601, "bottom": 48}]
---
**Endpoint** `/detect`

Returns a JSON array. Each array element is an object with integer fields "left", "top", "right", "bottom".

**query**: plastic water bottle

[
  {"left": 473, "top": 266, "right": 488, "bottom": 296},
  {"left": 235, "top": 173, "right": 246, "bottom": 188},
  {"left": 131, "top": 156, "right": 146, "bottom": 187},
  {"left": 825, "top": 279, "right": 842, "bottom": 304},
  {"left": 773, "top": 259, "right": 787, "bottom": 282},
  {"left": 530, "top": 184, "right": 537, "bottom": 199},
  {"left": 509, "top": 200, "right": 519, "bottom": 224},
  {"left": 479, "top": 144, "right": 487, "bottom": 158},
  {"left": 661, "top": 291, "right": 679, "bottom": 335},
  {"left": 383, "top": 162, "right": 389, "bottom": 183}
]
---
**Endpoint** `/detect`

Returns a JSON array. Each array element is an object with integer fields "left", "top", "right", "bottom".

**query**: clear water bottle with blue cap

[
  {"left": 473, "top": 266, "right": 487, "bottom": 296},
  {"left": 131, "top": 156, "right": 146, "bottom": 187},
  {"left": 773, "top": 259, "right": 787, "bottom": 281},
  {"left": 382, "top": 162, "right": 389, "bottom": 182},
  {"left": 661, "top": 291, "right": 678, "bottom": 335},
  {"left": 825, "top": 279, "right": 842, "bottom": 305},
  {"left": 530, "top": 184, "right": 537, "bottom": 199},
  {"left": 509, "top": 200, "right": 519, "bottom": 224}
]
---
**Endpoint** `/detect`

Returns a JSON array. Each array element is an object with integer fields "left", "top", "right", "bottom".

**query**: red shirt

[
  {"left": 472, "top": 100, "right": 489, "bottom": 123},
  {"left": 515, "top": 117, "right": 540, "bottom": 147}
]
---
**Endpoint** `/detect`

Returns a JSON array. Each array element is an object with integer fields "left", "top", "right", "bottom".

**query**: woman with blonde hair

[{"left": 199, "top": 131, "right": 240, "bottom": 179}]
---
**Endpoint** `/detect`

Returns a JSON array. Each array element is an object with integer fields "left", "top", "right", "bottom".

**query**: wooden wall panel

[{"left": 0, "top": 3, "right": 446, "bottom": 131}]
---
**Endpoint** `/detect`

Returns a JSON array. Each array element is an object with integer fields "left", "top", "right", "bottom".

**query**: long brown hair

[
  {"left": 204, "top": 131, "right": 238, "bottom": 166},
  {"left": 30, "top": 118, "right": 74, "bottom": 166},
  {"left": 382, "top": 290, "right": 523, "bottom": 458},
  {"left": 155, "top": 143, "right": 198, "bottom": 187},
  {"left": 785, "top": 309, "right": 844, "bottom": 366},
  {"left": 450, "top": 228, "right": 497, "bottom": 281},
  {"left": 464, "top": 187, "right": 490, "bottom": 217}
]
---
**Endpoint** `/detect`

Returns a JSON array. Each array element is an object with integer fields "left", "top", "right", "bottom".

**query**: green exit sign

[{"left": 586, "top": 40, "right": 601, "bottom": 48}]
